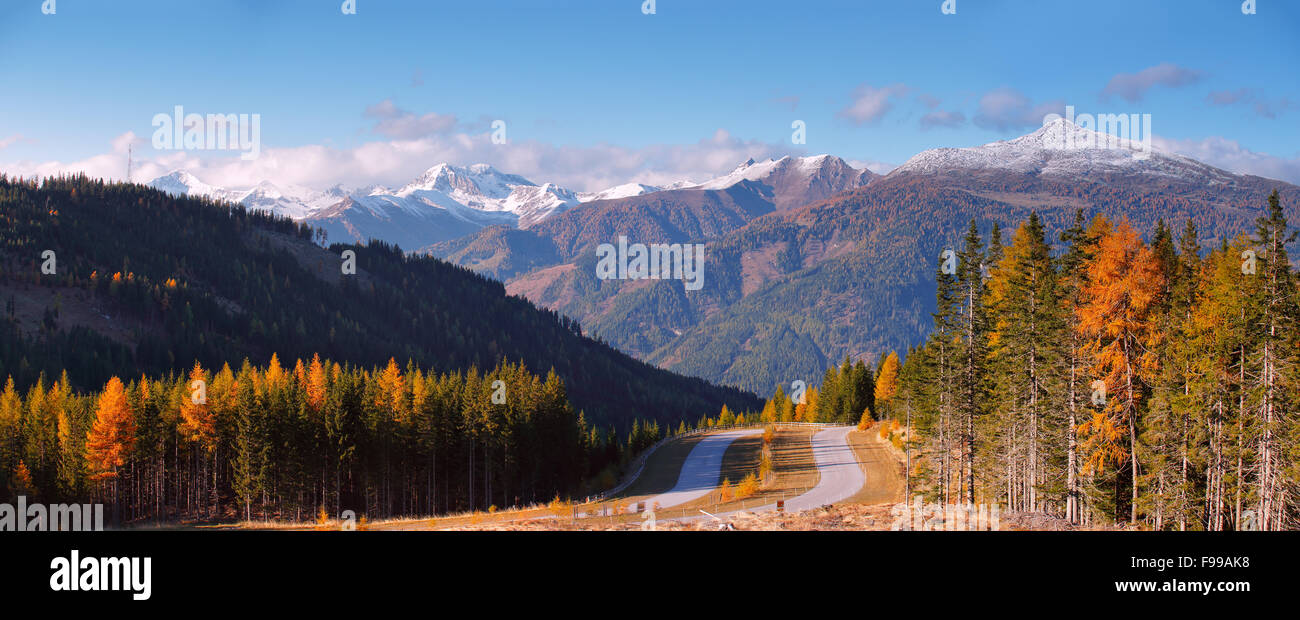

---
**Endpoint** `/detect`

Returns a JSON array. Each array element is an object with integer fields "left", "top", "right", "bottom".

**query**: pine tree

[
  {"left": 1249, "top": 190, "right": 1296, "bottom": 530},
  {"left": 986, "top": 212, "right": 1062, "bottom": 512},
  {"left": 0, "top": 377, "right": 22, "bottom": 499},
  {"left": 1140, "top": 219, "right": 1204, "bottom": 529},
  {"left": 929, "top": 238, "right": 963, "bottom": 504},
  {"left": 954, "top": 220, "right": 989, "bottom": 503}
]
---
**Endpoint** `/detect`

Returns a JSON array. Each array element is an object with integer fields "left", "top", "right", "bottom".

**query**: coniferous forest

[
  {"left": 2, "top": 356, "right": 613, "bottom": 522},
  {"left": 0, "top": 174, "right": 761, "bottom": 522},
  {"left": 879, "top": 192, "right": 1298, "bottom": 530}
]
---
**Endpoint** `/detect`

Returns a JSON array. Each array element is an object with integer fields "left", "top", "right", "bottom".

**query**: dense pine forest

[
  {"left": 0, "top": 356, "right": 630, "bottom": 522},
  {"left": 881, "top": 192, "right": 1298, "bottom": 530}
]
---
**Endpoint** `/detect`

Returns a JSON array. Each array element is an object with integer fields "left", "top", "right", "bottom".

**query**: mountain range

[
  {"left": 145, "top": 154, "right": 872, "bottom": 250},
  {"left": 144, "top": 120, "right": 1300, "bottom": 395},
  {"left": 433, "top": 119, "right": 1300, "bottom": 394}
]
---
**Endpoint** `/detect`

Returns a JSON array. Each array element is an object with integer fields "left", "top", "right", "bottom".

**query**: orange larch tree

[
  {"left": 85, "top": 376, "right": 136, "bottom": 516},
  {"left": 1076, "top": 217, "right": 1166, "bottom": 523}
]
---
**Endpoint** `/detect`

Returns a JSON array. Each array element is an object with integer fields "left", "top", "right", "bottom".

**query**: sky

[{"left": 1, "top": 0, "right": 1298, "bottom": 192}]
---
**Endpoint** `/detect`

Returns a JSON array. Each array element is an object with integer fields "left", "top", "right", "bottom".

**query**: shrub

[{"left": 736, "top": 473, "right": 760, "bottom": 499}]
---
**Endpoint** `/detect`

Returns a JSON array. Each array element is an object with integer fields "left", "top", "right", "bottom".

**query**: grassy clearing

[{"left": 841, "top": 429, "right": 905, "bottom": 505}]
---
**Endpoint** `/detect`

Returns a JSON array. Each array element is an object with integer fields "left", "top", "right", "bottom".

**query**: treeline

[
  {"left": 0, "top": 354, "right": 688, "bottom": 523},
  {"left": 884, "top": 191, "right": 1298, "bottom": 530},
  {"left": 748, "top": 355, "right": 897, "bottom": 425}
]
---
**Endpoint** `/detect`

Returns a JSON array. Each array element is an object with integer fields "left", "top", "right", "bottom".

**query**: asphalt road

[
  {"left": 659, "top": 425, "right": 866, "bottom": 524},
  {"left": 630, "top": 428, "right": 763, "bottom": 512},
  {"left": 781, "top": 425, "right": 865, "bottom": 512}
]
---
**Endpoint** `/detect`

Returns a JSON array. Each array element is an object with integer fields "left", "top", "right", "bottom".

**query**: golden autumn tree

[
  {"left": 179, "top": 362, "right": 216, "bottom": 449},
  {"left": 1076, "top": 218, "right": 1165, "bottom": 523},
  {"left": 11, "top": 459, "right": 37, "bottom": 496},
  {"left": 306, "top": 354, "right": 328, "bottom": 412},
  {"left": 263, "top": 353, "right": 287, "bottom": 393},
  {"left": 759, "top": 397, "right": 777, "bottom": 424},
  {"left": 874, "top": 351, "right": 901, "bottom": 418},
  {"left": 801, "top": 386, "right": 821, "bottom": 423},
  {"left": 86, "top": 377, "right": 136, "bottom": 477},
  {"left": 377, "top": 357, "right": 406, "bottom": 421},
  {"left": 85, "top": 376, "right": 136, "bottom": 514}
]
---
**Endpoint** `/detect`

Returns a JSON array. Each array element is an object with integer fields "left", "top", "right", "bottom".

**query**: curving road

[
  {"left": 630, "top": 428, "right": 763, "bottom": 512},
  {"left": 657, "top": 425, "right": 866, "bottom": 524},
  {"left": 782, "top": 426, "right": 865, "bottom": 512}
]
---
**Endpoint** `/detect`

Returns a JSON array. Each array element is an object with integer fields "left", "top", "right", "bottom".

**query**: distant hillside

[{"left": 0, "top": 174, "right": 760, "bottom": 428}]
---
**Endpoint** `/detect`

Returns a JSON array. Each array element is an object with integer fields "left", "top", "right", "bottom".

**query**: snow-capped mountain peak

[
  {"left": 146, "top": 171, "right": 351, "bottom": 220},
  {"left": 689, "top": 154, "right": 874, "bottom": 209},
  {"left": 576, "top": 182, "right": 663, "bottom": 203},
  {"left": 398, "top": 162, "right": 533, "bottom": 200},
  {"left": 890, "top": 117, "right": 1232, "bottom": 184},
  {"left": 148, "top": 170, "right": 228, "bottom": 200},
  {"left": 695, "top": 154, "right": 865, "bottom": 190}
]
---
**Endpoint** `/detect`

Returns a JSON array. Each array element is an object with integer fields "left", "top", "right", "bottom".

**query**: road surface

[
  {"left": 629, "top": 428, "right": 763, "bottom": 512},
  {"left": 664, "top": 425, "right": 865, "bottom": 524},
  {"left": 782, "top": 426, "right": 865, "bottom": 512}
]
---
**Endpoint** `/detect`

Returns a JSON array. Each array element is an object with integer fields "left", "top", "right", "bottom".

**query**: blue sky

[{"left": 1, "top": 0, "right": 1297, "bottom": 191}]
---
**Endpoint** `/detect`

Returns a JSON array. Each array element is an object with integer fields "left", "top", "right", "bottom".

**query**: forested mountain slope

[{"left": 0, "top": 175, "right": 760, "bottom": 429}]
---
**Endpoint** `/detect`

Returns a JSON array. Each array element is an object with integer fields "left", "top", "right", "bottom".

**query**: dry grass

[{"left": 842, "top": 429, "right": 906, "bottom": 505}]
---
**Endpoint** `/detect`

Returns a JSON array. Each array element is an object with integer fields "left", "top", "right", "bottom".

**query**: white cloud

[
  {"left": 364, "top": 99, "right": 459, "bottom": 139},
  {"left": 1206, "top": 88, "right": 1296, "bottom": 119},
  {"left": 1100, "top": 63, "right": 1201, "bottom": 103},
  {"left": 973, "top": 87, "right": 1064, "bottom": 131},
  {"left": 837, "top": 84, "right": 909, "bottom": 125},
  {"left": 1155, "top": 135, "right": 1300, "bottom": 185},
  {"left": 1, "top": 127, "right": 804, "bottom": 193},
  {"left": 0, "top": 134, "right": 26, "bottom": 150},
  {"left": 848, "top": 159, "right": 896, "bottom": 175},
  {"left": 920, "top": 109, "right": 965, "bottom": 129}
]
